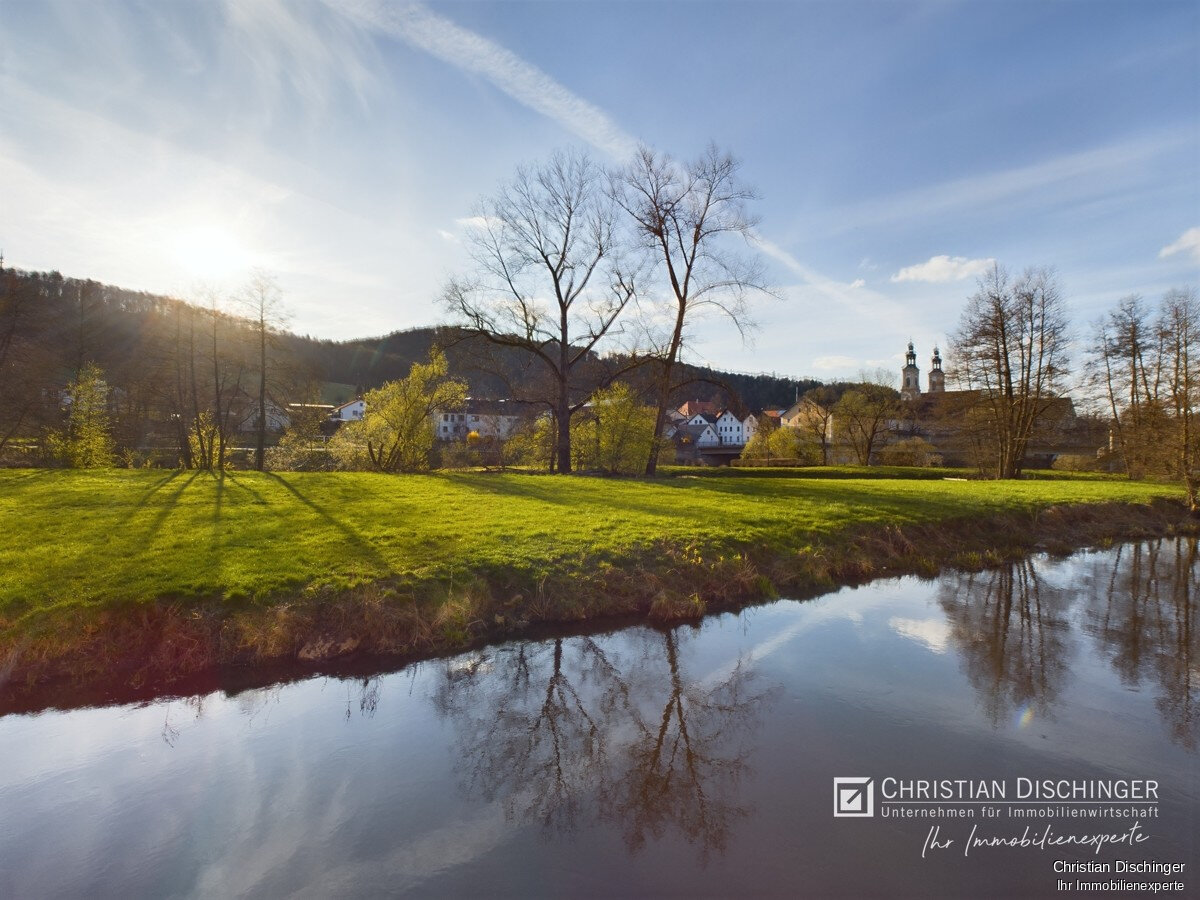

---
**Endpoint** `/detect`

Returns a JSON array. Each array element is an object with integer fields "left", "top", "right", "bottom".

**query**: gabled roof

[
  {"left": 680, "top": 422, "right": 716, "bottom": 439},
  {"left": 689, "top": 412, "right": 718, "bottom": 425},
  {"left": 678, "top": 399, "right": 719, "bottom": 418}
]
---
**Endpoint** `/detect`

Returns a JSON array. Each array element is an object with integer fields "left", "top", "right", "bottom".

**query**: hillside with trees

[{"left": 0, "top": 266, "right": 814, "bottom": 465}]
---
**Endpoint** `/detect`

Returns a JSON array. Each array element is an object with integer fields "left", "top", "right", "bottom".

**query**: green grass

[{"left": 0, "top": 467, "right": 1183, "bottom": 625}]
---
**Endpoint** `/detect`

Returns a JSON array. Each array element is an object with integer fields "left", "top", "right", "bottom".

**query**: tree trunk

[{"left": 254, "top": 318, "right": 266, "bottom": 471}]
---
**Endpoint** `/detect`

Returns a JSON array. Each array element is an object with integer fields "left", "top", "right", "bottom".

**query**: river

[{"left": 1, "top": 538, "right": 1196, "bottom": 898}]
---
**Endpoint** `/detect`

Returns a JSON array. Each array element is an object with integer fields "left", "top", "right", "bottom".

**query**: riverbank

[{"left": 1, "top": 469, "right": 1194, "bottom": 705}]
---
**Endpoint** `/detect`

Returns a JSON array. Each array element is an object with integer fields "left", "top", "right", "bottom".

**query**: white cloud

[
  {"left": 327, "top": 0, "right": 639, "bottom": 159},
  {"left": 889, "top": 616, "right": 951, "bottom": 653},
  {"left": 849, "top": 278, "right": 865, "bottom": 289},
  {"left": 890, "top": 255, "right": 995, "bottom": 284},
  {"left": 812, "top": 355, "right": 859, "bottom": 371},
  {"left": 1158, "top": 226, "right": 1200, "bottom": 262},
  {"left": 454, "top": 215, "right": 495, "bottom": 229},
  {"left": 436, "top": 229, "right": 457, "bottom": 242}
]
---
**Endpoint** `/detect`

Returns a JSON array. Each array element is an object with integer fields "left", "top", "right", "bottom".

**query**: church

[
  {"left": 894, "top": 341, "right": 1093, "bottom": 469},
  {"left": 899, "top": 341, "right": 944, "bottom": 402}
]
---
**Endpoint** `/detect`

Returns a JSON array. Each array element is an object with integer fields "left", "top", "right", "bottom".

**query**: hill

[{"left": 0, "top": 267, "right": 819, "bottom": 453}]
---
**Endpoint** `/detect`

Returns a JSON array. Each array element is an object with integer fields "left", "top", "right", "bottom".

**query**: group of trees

[
  {"left": 946, "top": 263, "right": 1197, "bottom": 501},
  {"left": 445, "top": 145, "right": 770, "bottom": 476},
  {"left": 1089, "top": 287, "right": 1199, "bottom": 509},
  {"left": 0, "top": 265, "right": 309, "bottom": 470}
]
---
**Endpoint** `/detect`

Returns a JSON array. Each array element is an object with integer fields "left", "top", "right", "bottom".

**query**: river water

[{"left": 1, "top": 538, "right": 1196, "bottom": 898}]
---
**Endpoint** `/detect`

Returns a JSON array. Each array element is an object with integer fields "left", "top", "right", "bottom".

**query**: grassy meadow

[{"left": 0, "top": 467, "right": 1186, "bottom": 629}]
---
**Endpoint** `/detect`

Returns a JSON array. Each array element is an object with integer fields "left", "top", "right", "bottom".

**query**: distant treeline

[{"left": 0, "top": 268, "right": 818, "bottom": 458}]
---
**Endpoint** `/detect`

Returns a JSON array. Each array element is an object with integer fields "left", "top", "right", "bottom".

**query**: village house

[
  {"left": 434, "top": 398, "right": 526, "bottom": 441},
  {"left": 330, "top": 399, "right": 366, "bottom": 423}
]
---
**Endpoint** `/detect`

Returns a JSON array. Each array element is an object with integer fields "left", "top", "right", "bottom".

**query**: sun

[{"left": 171, "top": 226, "right": 253, "bottom": 280}]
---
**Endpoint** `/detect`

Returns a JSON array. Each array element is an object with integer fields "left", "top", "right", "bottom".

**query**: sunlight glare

[{"left": 171, "top": 226, "right": 253, "bottom": 280}]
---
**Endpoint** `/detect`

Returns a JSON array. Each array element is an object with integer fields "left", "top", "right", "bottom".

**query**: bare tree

[
  {"left": 612, "top": 145, "right": 770, "bottom": 475},
  {"left": 242, "top": 271, "right": 290, "bottom": 471},
  {"left": 444, "top": 150, "right": 637, "bottom": 474},
  {"left": 1160, "top": 287, "right": 1200, "bottom": 510},
  {"left": 1087, "top": 294, "right": 1169, "bottom": 478},
  {"left": 951, "top": 264, "right": 1071, "bottom": 477},
  {"left": 833, "top": 373, "right": 899, "bottom": 466},
  {"left": 796, "top": 385, "right": 839, "bottom": 465},
  {"left": 1088, "top": 287, "right": 1199, "bottom": 509}
]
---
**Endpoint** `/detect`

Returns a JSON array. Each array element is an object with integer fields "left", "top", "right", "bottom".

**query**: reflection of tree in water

[
  {"left": 610, "top": 630, "right": 760, "bottom": 863},
  {"left": 1082, "top": 538, "right": 1199, "bottom": 749},
  {"left": 432, "top": 638, "right": 623, "bottom": 833},
  {"left": 432, "top": 628, "right": 770, "bottom": 861},
  {"left": 938, "top": 560, "right": 1073, "bottom": 724}
]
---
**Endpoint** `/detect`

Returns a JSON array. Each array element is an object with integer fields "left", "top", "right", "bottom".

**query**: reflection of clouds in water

[
  {"left": 257, "top": 803, "right": 512, "bottom": 899},
  {"left": 699, "top": 591, "right": 879, "bottom": 687},
  {"left": 888, "top": 617, "right": 951, "bottom": 654}
]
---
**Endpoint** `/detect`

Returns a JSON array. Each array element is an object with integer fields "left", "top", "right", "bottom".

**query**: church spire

[{"left": 901, "top": 340, "right": 921, "bottom": 401}]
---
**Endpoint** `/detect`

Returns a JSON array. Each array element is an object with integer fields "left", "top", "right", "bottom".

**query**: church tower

[
  {"left": 928, "top": 346, "right": 945, "bottom": 393},
  {"left": 901, "top": 341, "right": 921, "bottom": 401}
]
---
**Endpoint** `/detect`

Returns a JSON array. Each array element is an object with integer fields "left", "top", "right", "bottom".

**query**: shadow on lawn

[{"left": 263, "top": 473, "right": 390, "bottom": 573}]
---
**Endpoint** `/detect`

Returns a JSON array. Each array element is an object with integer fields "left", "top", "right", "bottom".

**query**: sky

[{"left": 2, "top": 0, "right": 1198, "bottom": 384}]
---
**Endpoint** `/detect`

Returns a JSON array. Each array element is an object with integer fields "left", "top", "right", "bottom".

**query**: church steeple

[
  {"left": 901, "top": 340, "right": 921, "bottom": 401},
  {"left": 928, "top": 346, "right": 945, "bottom": 393}
]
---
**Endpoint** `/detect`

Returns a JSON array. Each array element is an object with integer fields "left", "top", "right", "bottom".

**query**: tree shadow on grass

[
  {"left": 441, "top": 472, "right": 575, "bottom": 507},
  {"left": 126, "top": 470, "right": 184, "bottom": 514},
  {"left": 263, "top": 473, "right": 391, "bottom": 575},
  {"left": 131, "top": 471, "right": 200, "bottom": 539}
]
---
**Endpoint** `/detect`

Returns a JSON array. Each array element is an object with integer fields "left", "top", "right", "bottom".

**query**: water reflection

[
  {"left": 1081, "top": 538, "right": 1199, "bottom": 749},
  {"left": 935, "top": 537, "right": 1198, "bottom": 748},
  {"left": 937, "top": 559, "right": 1073, "bottom": 725},
  {"left": 432, "top": 629, "right": 772, "bottom": 863}
]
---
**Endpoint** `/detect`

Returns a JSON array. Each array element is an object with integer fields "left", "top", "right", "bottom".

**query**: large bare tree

[
  {"left": 612, "top": 145, "right": 770, "bottom": 475},
  {"left": 951, "top": 264, "right": 1071, "bottom": 477},
  {"left": 444, "top": 150, "right": 637, "bottom": 474}
]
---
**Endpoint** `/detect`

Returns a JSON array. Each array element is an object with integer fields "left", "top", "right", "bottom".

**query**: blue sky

[{"left": 2, "top": 0, "right": 1197, "bottom": 382}]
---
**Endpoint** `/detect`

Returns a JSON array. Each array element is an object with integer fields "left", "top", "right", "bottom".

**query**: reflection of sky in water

[{"left": 0, "top": 539, "right": 1195, "bottom": 898}]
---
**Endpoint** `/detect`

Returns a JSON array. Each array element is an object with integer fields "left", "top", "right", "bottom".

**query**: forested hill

[{"left": 1, "top": 268, "right": 817, "bottom": 413}]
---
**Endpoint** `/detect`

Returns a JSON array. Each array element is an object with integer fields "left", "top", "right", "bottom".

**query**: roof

[
  {"left": 461, "top": 397, "right": 529, "bottom": 417},
  {"left": 677, "top": 399, "right": 719, "bottom": 417}
]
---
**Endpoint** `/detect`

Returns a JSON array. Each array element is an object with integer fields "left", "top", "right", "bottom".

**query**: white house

[
  {"left": 678, "top": 422, "right": 719, "bottom": 448},
  {"left": 331, "top": 399, "right": 366, "bottom": 422},
  {"left": 435, "top": 398, "right": 526, "bottom": 441},
  {"left": 713, "top": 409, "right": 759, "bottom": 445}
]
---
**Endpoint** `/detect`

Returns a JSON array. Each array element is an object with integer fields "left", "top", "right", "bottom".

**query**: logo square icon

[{"left": 833, "top": 777, "right": 874, "bottom": 817}]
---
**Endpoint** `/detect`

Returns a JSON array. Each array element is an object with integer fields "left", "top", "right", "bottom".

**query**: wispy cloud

[
  {"left": 1158, "top": 226, "right": 1200, "bottom": 263},
  {"left": 820, "top": 132, "right": 1187, "bottom": 236},
  {"left": 327, "top": 0, "right": 639, "bottom": 159},
  {"left": 891, "top": 255, "right": 995, "bottom": 284},
  {"left": 754, "top": 234, "right": 913, "bottom": 336}
]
